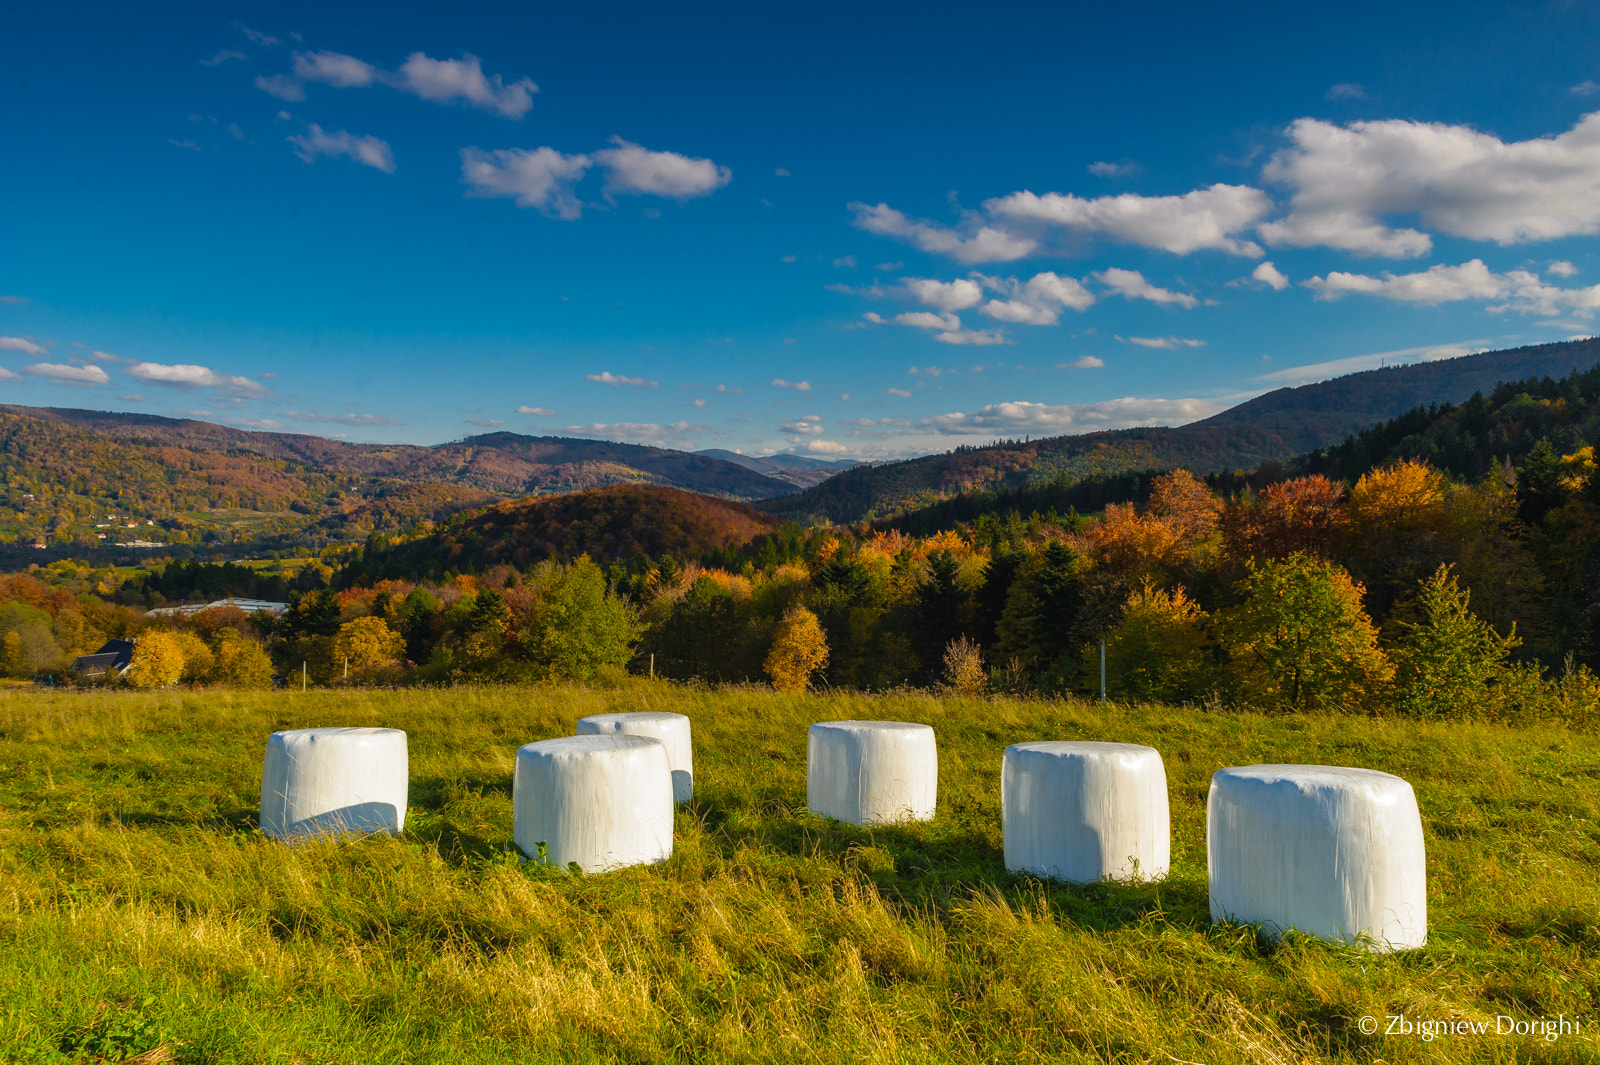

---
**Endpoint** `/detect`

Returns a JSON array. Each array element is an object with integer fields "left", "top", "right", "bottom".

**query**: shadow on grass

[{"left": 686, "top": 786, "right": 1212, "bottom": 932}]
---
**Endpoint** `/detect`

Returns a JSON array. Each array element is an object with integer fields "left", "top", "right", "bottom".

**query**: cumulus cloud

[
  {"left": 920, "top": 396, "right": 1222, "bottom": 436},
  {"left": 461, "top": 147, "right": 589, "bottom": 218},
  {"left": 0, "top": 337, "right": 47, "bottom": 356},
  {"left": 279, "top": 410, "right": 400, "bottom": 425},
  {"left": 1093, "top": 268, "right": 1200, "bottom": 308},
  {"left": 1251, "top": 261, "right": 1291, "bottom": 290},
  {"left": 200, "top": 49, "right": 246, "bottom": 67},
  {"left": 848, "top": 202, "right": 1038, "bottom": 263},
  {"left": 975, "top": 271, "right": 1096, "bottom": 325},
  {"left": 805, "top": 439, "right": 850, "bottom": 454},
  {"left": 985, "top": 184, "right": 1270, "bottom": 257},
  {"left": 833, "top": 255, "right": 856, "bottom": 268},
  {"left": 0, "top": 367, "right": 19, "bottom": 381},
  {"left": 591, "top": 137, "right": 731, "bottom": 199},
  {"left": 394, "top": 52, "right": 537, "bottom": 118},
  {"left": 128, "top": 361, "right": 274, "bottom": 397},
  {"left": 461, "top": 139, "right": 730, "bottom": 217},
  {"left": 236, "top": 24, "right": 279, "bottom": 47},
  {"left": 1549, "top": 260, "right": 1579, "bottom": 278},
  {"left": 1571, "top": 81, "right": 1600, "bottom": 97},
  {"left": 1121, "top": 336, "right": 1207, "bottom": 349},
  {"left": 1303, "top": 259, "right": 1600, "bottom": 318},
  {"left": 884, "top": 387, "right": 911, "bottom": 397},
  {"left": 771, "top": 378, "right": 812, "bottom": 391},
  {"left": 288, "top": 124, "right": 395, "bottom": 172},
  {"left": 1262, "top": 112, "right": 1600, "bottom": 257},
  {"left": 22, "top": 363, "right": 110, "bottom": 384},
  {"left": 781, "top": 415, "right": 825, "bottom": 435},
  {"left": 263, "top": 50, "right": 537, "bottom": 118},
  {"left": 903, "top": 277, "right": 984, "bottom": 311},
  {"left": 1070, "top": 355, "right": 1104, "bottom": 368},
  {"left": 587, "top": 371, "right": 658, "bottom": 387},
  {"left": 517, "top": 405, "right": 555, "bottom": 415}
]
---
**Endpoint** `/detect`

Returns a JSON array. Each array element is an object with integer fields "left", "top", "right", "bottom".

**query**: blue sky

[{"left": 3, "top": 0, "right": 1600, "bottom": 459}]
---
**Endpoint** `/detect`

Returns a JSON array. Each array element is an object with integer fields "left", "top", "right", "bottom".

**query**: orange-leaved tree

[{"left": 765, "top": 605, "right": 829, "bottom": 692}]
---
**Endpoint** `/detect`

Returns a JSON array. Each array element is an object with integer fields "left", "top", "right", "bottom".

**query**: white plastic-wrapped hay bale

[
  {"left": 513, "top": 735, "right": 674, "bottom": 873},
  {"left": 1208, "top": 764, "right": 1427, "bottom": 951},
  {"left": 575, "top": 711, "right": 694, "bottom": 803},
  {"left": 1002, "top": 741, "right": 1170, "bottom": 883},
  {"left": 807, "top": 720, "right": 937, "bottom": 826},
  {"left": 259, "top": 727, "right": 408, "bottom": 840}
]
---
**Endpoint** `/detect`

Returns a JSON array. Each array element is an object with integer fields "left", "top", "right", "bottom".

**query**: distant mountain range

[
  {"left": 695, "top": 449, "right": 860, "bottom": 489},
  {"left": 758, "top": 337, "right": 1600, "bottom": 523}
]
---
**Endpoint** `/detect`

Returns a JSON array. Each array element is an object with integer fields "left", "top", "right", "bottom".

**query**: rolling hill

[
  {"left": 759, "top": 338, "right": 1600, "bottom": 524},
  {"left": 695, "top": 449, "right": 860, "bottom": 489}
]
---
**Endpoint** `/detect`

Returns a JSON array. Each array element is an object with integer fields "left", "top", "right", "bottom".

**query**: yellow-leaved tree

[
  {"left": 127, "top": 630, "right": 186, "bottom": 688},
  {"left": 334, "top": 616, "right": 404, "bottom": 670},
  {"left": 1104, "top": 581, "right": 1209, "bottom": 703},
  {"left": 765, "top": 605, "right": 829, "bottom": 692}
]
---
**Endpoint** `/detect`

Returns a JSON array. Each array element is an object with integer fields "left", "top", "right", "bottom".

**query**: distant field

[{"left": 0, "top": 684, "right": 1595, "bottom": 1063}]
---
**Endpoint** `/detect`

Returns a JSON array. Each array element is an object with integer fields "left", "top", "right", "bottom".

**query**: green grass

[{"left": 0, "top": 683, "right": 1596, "bottom": 1063}]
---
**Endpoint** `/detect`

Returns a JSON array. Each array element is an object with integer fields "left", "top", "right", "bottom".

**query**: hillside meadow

[{"left": 0, "top": 682, "right": 1596, "bottom": 1064}]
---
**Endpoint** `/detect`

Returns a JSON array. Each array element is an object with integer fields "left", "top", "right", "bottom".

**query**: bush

[
  {"left": 1391, "top": 564, "right": 1518, "bottom": 718},
  {"left": 942, "top": 636, "right": 988, "bottom": 696},
  {"left": 1103, "top": 582, "right": 1209, "bottom": 703}
]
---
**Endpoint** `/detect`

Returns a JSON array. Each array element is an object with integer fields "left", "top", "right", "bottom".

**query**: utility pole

[
  {"left": 1100, "top": 640, "right": 1106, "bottom": 703},
  {"left": 650, "top": 653, "right": 654, "bottom": 679},
  {"left": 302, "top": 661, "right": 307, "bottom": 692}
]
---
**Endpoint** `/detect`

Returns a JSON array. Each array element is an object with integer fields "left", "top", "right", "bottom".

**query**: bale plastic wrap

[
  {"left": 807, "top": 720, "right": 937, "bottom": 826},
  {"left": 1002, "top": 741, "right": 1169, "bottom": 883},
  {"left": 513, "top": 735, "right": 674, "bottom": 873},
  {"left": 575, "top": 711, "right": 694, "bottom": 802},
  {"left": 259, "top": 727, "right": 408, "bottom": 840},
  {"left": 1208, "top": 764, "right": 1427, "bottom": 951}
]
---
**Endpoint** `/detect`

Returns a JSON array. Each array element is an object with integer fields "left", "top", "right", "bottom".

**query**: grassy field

[{"left": 0, "top": 683, "right": 1596, "bottom": 1063}]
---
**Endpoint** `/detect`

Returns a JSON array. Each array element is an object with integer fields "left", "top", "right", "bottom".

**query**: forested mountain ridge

[
  {"left": 760, "top": 338, "right": 1600, "bottom": 524},
  {"left": 0, "top": 408, "right": 792, "bottom": 552}
]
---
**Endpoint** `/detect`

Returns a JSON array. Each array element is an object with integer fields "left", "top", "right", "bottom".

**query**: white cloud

[
  {"left": 516, "top": 405, "right": 555, "bottom": 415},
  {"left": 1571, "top": 81, "right": 1600, "bottom": 97},
  {"left": 466, "top": 418, "right": 505, "bottom": 427},
  {"left": 781, "top": 254, "right": 797, "bottom": 263},
  {"left": 560, "top": 421, "right": 705, "bottom": 447},
  {"left": 884, "top": 387, "right": 911, "bottom": 397},
  {"left": 586, "top": 371, "right": 657, "bottom": 387},
  {"left": 833, "top": 255, "right": 857, "bottom": 268},
  {"left": 1070, "top": 355, "right": 1104, "bottom": 368},
  {"left": 0, "top": 367, "right": 19, "bottom": 381},
  {"left": 781, "top": 415, "right": 825, "bottom": 435},
  {"left": 392, "top": 53, "right": 537, "bottom": 118},
  {"left": 1300, "top": 258, "right": 1600, "bottom": 319},
  {"left": 1255, "top": 342, "right": 1482, "bottom": 386},
  {"left": 692, "top": 398, "right": 706, "bottom": 407},
  {"left": 1121, "top": 336, "right": 1206, "bottom": 349},
  {"left": 874, "top": 261, "right": 904, "bottom": 271},
  {"left": 591, "top": 137, "right": 731, "bottom": 199},
  {"left": 805, "top": 439, "right": 850, "bottom": 454},
  {"left": 0, "top": 337, "right": 47, "bottom": 356},
  {"left": 1549, "top": 260, "right": 1579, "bottom": 278},
  {"left": 1094, "top": 268, "right": 1200, "bottom": 308},
  {"left": 1251, "top": 261, "right": 1291, "bottom": 290},
  {"left": 236, "top": 24, "right": 279, "bottom": 47},
  {"left": 775, "top": 167, "right": 791, "bottom": 177},
  {"left": 975, "top": 271, "right": 1096, "bottom": 325},
  {"left": 292, "top": 50, "right": 378, "bottom": 87},
  {"left": 848, "top": 202, "right": 1038, "bottom": 263},
  {"left": 288, "top": 124, "right": 395, "bottom": 173},
  {"left": 921, "top": 396, "right": 1222, "bottom": 436},
  {"left": 0, "top": 295, "right": 27, "bottom": 305},
  {"left": 22, "top": 363, "right": 110, "bottom": 384},
  {"left": 461, "top": 147, "right": 590, "bottom": 218},
  {"left": 254, "top": 74, "right": 305, "bottom": 101},
  {"left": 127, "top": 361, "right": 274, "bottom": 397},
  {"left": 1261, "top": 112, "right": 1600, "bottom": 257},
  {"left": 985, "top": 184, "right": 1271, "bottom": 257},
  {"left": 200, "top": 50, "right": 246, "bottom": 67},
  {"left": 280, "top": 410, "right": 400, "bottom": 425},
  {"left": 1087, "top": 160, "right": 1138, "bottom": 178},
  {"left": 903, "top": 277, "right": 984, "bottom": 311},
  {"left": 1326, "top": 83, "right": 1368, "bottom": 100},
  {"left": 771, "top": 378, "right": 812, "bottom": 391}
]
